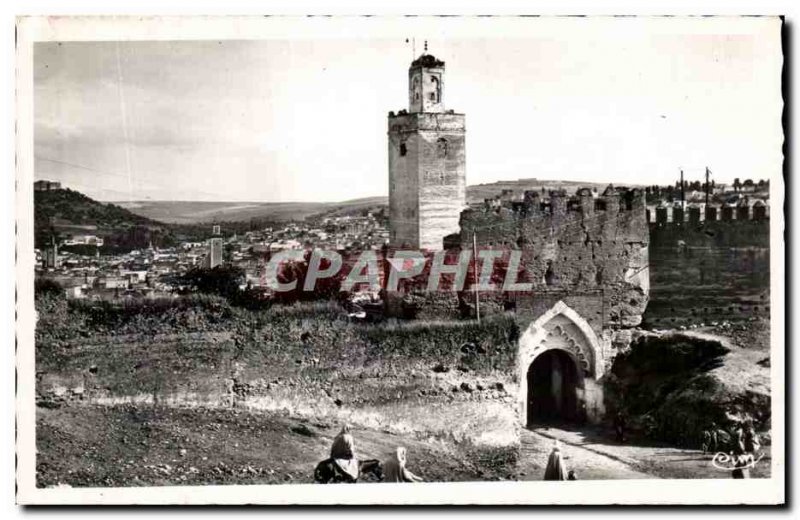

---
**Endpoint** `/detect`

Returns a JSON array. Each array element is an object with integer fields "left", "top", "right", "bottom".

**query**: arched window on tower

[
  {"left": 412, "top": 76, "right": 421, "bottom": 103},
  {"left": 436, "top": 137, "right": 448, "bottom": 159},
  {"left": 430, "top": 76, "right": 440, "bottom": 103}
]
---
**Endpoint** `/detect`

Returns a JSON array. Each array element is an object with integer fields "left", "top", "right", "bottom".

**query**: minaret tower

[{"left": 388, "top": 44, "right": 466, "bottom": 250}]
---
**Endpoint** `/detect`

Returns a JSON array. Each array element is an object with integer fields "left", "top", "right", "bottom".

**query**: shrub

[
  {"left": 605, "top": 333, "right": 772, "bottom": 446},
  {"left": 35, "top": 278, "right": 64, "bottom": 298},
  {"left": 180, "top": 265, "right": 244, "bottom": 299}
]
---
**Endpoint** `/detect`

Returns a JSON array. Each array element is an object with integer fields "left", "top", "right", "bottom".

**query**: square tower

[{"left": 388, "top": 53, "right": 466, "bottom": 250}]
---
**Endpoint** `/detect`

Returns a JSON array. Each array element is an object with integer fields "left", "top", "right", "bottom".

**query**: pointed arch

[{"left": 517, "top": 301, "right": 604, "bottom": 425}]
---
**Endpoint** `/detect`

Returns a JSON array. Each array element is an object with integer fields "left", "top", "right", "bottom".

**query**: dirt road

[
  {"left": 519, "top": 429, "right": 653, "bottom": 480},
  {"left": 522, "top": 425, "right": 771, "bottom": 480},
  {"left": 37, "top": 404, "right": 768, "bottom": 488},
  {"left": 36, "top": 404, "right": 514, "bottom": 488}
]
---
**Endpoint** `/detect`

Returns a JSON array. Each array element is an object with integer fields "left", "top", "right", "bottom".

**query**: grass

[{"left": 36, "top": 295, "right": 522, "bottom": 449}]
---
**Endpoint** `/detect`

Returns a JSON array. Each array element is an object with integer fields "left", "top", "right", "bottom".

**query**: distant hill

[
  {"left": 305, "top": 196, "right": 388, "bottom": 220},
  {"left": 466, "top": 178, "right": 638, "bottom": 203},
  {"left": 117, "top": 200, "right": 331, "bottom": 225},
  {"left": 34, "top": 188, "right": 172, "bottom": 251},
  {"left": 114, "top": 179, "right": 640, "bottom": 225},
  {"left": 36, "top": 188, "right": 155, "bottom": 228}
]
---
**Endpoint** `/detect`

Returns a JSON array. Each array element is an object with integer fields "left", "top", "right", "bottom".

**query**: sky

[{"left": 33, "top": 18, "right": 783, "bottom": 202}]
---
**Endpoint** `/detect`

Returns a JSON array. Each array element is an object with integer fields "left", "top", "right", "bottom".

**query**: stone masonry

[
  {"left": 457, "top": 186, "right": 650, "bottom": 332},
  {"left": 388, "top": 53, "right": 466, "bottom": 250}
]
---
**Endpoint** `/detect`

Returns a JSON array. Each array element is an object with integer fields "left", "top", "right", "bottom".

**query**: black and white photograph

[{"left": 14, "top": 14, "right": 785, "bottom": 505}]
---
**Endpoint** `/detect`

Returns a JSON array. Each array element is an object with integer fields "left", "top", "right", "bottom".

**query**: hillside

[
  {"left": 34, "top": 188, "right": 172, "bottom": 251},
  {"left": 117, "top": 200, "right": 331, "bottom": 225},
  {"left": 117, "top": 179, "right": 633, "bottom": 225},
  {"left": 35, "top": 188, "right": 155, "bottom": 227},
  {"left": 118, "top": 196, "right": 391, "bottom": 224}
]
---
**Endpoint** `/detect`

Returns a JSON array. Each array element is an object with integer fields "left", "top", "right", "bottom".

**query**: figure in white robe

[
  {"left": 330, "top": 424, "right": 359, "bottom": 482},
  {"left": 383, "top": 447, "right": 424, "bottom": 483},
  {"left": 544, "top": 440, "right": 568, "bottom": 481}
]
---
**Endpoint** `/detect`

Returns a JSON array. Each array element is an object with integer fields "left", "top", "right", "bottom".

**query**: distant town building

[
  {"left": 213, "top": 225, "right": 221, "bottom": 236},
  {"left": 34, "top": 180, "right": 62, "bottom": 192},
  {"left": 44, "top": 239, "right": 59, "bottom": 268},
  {"left": 63, "top": 234, "right": 104, "bottom": 247},
  {"left": 388, "top": 51, "right": 466, "bottom": 250},
  {"left": 95, "top": 276, "right": 128, "bottom": 290},
  {"left": 44, "top": 247, "right": 59, "bottom": 269},
  {"left": 206, "top": 237, "right": 224, "bottom": 268},
  {"left": 64, "top": 286, "right": 84, "bottom": 299}
]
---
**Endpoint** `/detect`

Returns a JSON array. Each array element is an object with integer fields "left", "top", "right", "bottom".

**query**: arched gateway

[{"left": 517, "top": 301, "right": 606, "bottom": 426}]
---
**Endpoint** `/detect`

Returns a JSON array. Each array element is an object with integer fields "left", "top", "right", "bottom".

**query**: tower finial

[{"left": 424, "top": 40, "right": 428, "bottom": 53}]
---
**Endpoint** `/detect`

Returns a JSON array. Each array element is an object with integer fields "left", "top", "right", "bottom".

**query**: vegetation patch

[{"left": 606, "top": 332, "right": 769, "bottom": 447}]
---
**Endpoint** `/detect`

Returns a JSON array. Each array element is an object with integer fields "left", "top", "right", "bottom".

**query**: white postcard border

[{"left": 15, "top": 14, "right": 786, "bottom": 505}]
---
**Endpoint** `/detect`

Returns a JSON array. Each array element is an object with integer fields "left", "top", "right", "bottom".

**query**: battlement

[
  {"left": 647, "top": 201, "right": 770, "bottom": 226},
  {"left": 470, "top": 185, "right": 646, "bottom": 219},
  {"left": 459, "top": 186, "right": 648, "bottom": 250},
  {"left": 647, "top": 202, "right": 770, "bottom": 249}
]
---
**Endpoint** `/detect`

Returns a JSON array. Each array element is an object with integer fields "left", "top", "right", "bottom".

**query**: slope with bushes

[
  {"left": 34, "top": 187, "right": 175, "bottom": 251},
  {"left": 606, "top": 330, "right": 771, "bottom": 447}
]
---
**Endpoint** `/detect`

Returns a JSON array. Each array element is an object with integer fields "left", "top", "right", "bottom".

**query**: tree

[
  {"left": 180, "top": 265, "right": 244, "bottom": 299},
  {"left": 35, "top": 278, "right": 64, "bottom": 298},
  {"left": 223, "top": 243, "right": 235, "bottom": 262}
]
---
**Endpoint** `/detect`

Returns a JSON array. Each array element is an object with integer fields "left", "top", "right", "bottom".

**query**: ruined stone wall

[
  {"left": 644, "top": 207, "right": 770, "bottom": 328},
  {"left": 644, "top": 246, "right": 770, "bottom": 329},
  {"left": 649, "top": 215, "right": 770, "bottom": 249},
  {"left": 457, "top": 188, "right": 650, "bottom": 329},
  {"left": 388, "top": 112, "right": 466, "bottom": 250}
]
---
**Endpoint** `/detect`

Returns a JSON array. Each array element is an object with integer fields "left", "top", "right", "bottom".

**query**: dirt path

[
  {"left": 524, "top": 425, "right": 771, "bottom": 480},
  {"left": 519, "top": 429, "right": 654, "bottom": 480},
  {"left": 37, "top": 403, "right": 770, "bottom": 487}
]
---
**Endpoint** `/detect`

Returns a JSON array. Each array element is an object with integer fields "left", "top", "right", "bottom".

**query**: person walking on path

[
  {"left": 330, "top": 423, "right": 359, "bottom": 482},
  {"left": 734, "top": 422, "right": 746, "bottom": 454},
  {"left": 743, "top": 422, "right": 760, "bottom": 455},
  {"left": 701, "top": 429, "right": 712, "bottom": 454},
  {"left": 614, "top": 411, "right": 626, "bottom": 443},
  {"left": 544, "top": 440, "right": 568, "bottom": 481},
  {"left": 383, "top": 447, "right": 424, "bottom": 483},
  {"left": 709, "top": 422, "right": 719, "bottom": 453}
]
